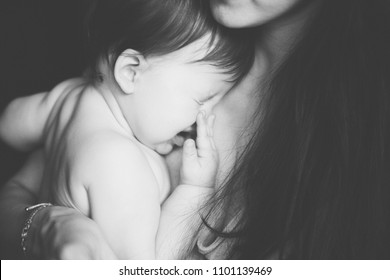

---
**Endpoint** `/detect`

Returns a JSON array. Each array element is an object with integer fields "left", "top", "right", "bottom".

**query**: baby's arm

[
  {"left": 0, "top": 91, "right": 48, "bottom": 150},
  {"left": 78, "top": 134, "right": 161, "bottom": 259},
  {"left": 0, "top": 80, "right": 73, "bottom": 151},
  {"left": 157, "top": 112, "right": 217, "bottom": 259}
]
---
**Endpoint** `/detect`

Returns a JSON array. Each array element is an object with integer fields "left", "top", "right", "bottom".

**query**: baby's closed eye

[
  {"left": 194, "top": 99, "right": 205, "bottom": 106},
  {"left": 194, "top": 94, "right": 216, "bottom": 106}
]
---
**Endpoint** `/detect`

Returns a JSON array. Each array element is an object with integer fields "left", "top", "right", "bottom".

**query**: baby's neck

[{"left": 93, "top": 82, "right": 134, "bottom": 136}]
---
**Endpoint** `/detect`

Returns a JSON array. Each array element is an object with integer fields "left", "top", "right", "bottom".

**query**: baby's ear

[{"left": 114, "top": 49, "right": 147, "bottom": 94}]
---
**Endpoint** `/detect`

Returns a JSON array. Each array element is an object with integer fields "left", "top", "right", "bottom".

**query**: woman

[{"left": 1, "top": 0, "right": 390, "bottom": 259}]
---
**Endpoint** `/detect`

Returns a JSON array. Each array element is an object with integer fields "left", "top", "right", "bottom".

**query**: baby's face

[{"left": 125, "top": 38, "right": 234, "bottom": 155}]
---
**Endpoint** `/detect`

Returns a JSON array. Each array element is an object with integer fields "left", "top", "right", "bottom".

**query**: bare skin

[{"left": 0, "top": 0, "right": 319, "bottom": 259}]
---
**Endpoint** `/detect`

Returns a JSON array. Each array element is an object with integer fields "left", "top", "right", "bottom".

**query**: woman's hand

[
  {"left": 28, "top": 206, "right": 117, "bottom": 259},
  {"left": 0, "top": 149, "right": 116, "bottom": 259}
]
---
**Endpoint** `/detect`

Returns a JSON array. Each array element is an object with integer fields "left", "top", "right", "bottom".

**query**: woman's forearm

[
  {"left": 0, "top": 179, "right": 37, "bottom": 259},
  {"left": 0, "top": 150, "right": 118, "bottom": 260},
  {"left": 0, "top": 151, "right": 43, "bottom": 259}
]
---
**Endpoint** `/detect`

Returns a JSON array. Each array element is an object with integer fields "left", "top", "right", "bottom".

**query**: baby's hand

[{"left": 180, "top": 112, "right": 218, "bottom": 188}]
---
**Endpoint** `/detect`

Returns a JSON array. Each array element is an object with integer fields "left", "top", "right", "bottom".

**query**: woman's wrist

[
  {"left": 23, "top": 205, "right": 117, "bottom": 259},
  {"left": 21, "top": 203, "right": 53, "bottom": 258}
]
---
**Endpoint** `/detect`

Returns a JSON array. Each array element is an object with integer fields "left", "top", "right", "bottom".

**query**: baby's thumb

[{"left": 182, "top": 139, "right": 198, "bottom": 166}]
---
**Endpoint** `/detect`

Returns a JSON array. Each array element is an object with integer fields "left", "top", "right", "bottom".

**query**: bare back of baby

[{"left": 39, "top": 78, "right": 171, "bottom": 216}]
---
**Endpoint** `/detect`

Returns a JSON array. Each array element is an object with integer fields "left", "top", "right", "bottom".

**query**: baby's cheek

[{"left": 136, "top": 122, "right": 161, "bottom": 145}]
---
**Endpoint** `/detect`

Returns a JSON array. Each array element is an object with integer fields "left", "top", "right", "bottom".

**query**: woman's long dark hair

[{"left": 199, "top": 0, "right": 390, "bottom": 259}]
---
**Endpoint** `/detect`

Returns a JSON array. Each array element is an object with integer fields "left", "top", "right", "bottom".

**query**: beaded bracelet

[{"left": 21, "top": 203, "right": 53, "bottom": 257}]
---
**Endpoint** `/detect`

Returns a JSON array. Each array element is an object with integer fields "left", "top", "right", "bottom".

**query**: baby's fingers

[
  {"left": 196, "top": 112, "right": 216, "bottom": 158},
  {"left": 207, "top": 114, "right": 216, "bottom": 150},
  {"left": 196, "top": 111, "right": 207, "bottom": 140},
  {"left": 182, "top": 139, "right": 197, "bottom": 166}
]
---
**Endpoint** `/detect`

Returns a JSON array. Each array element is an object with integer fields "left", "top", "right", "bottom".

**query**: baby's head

[{"left": 85, "top": 0, "right": 254, "bottom": 154}]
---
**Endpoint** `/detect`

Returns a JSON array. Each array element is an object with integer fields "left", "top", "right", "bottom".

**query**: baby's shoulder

[
  {"left": 72, "top": 132, "right": 149, "bottom": 176},
  {"left": 51, "top": 77, "right": 86, "bottom": 93},
  {"left": 73, "top": 131, "right": 140, "bottom": 164},
  {"left": 70, "top": 131, "right": 170, "bottom": 201},
  {"left": 40, "top": 78, "right": 88, "bottom": 120}
]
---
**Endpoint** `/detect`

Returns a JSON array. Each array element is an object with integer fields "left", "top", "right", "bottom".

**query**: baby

[{"left": 0, "top": 0, "right": 253, "bottom": 259}]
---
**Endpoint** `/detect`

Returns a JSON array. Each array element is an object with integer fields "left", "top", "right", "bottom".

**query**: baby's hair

[{"left": 84, "top": 0, "right": 254, "bottom": 83}]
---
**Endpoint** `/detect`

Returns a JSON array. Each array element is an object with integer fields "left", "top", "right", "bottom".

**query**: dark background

[{"left": 0, "top": 0, "right": 88, "bottom": 185}]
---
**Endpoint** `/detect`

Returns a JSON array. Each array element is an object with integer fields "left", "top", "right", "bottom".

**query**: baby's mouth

[
  {"left": 156, "top": 126, "right": 197, "bottom": 155},
  {"left": 171, "top": 134, "right": 185, "bottom": 147},
  {"left": 177, "top": 124, "right": 197, "bottom": 142},
  {"left": 171, "top": 124, "right": 197, "bottom": 148},
  {"left": 155, "top": 135, "right": 186, "bottom": 155}
]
